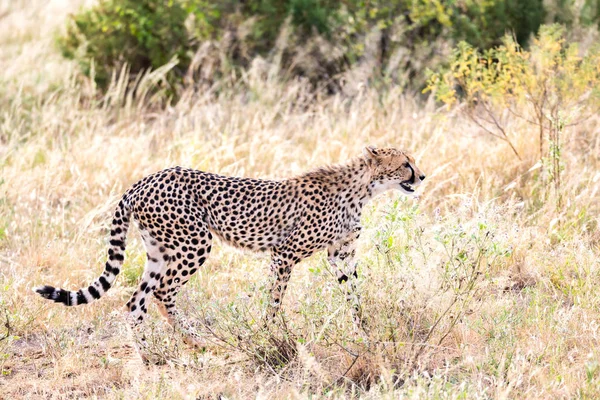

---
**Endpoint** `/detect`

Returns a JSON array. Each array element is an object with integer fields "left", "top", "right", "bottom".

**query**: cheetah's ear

[{"left": 363, "top": 146, "right": 379, "bottom": 167}]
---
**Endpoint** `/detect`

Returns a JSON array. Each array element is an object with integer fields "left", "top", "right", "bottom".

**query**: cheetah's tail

[{"left": 34, "top": 198, "right": 131, "bottom": 306}]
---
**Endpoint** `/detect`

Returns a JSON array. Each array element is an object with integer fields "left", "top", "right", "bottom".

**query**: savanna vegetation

[{"left": 2, "top": 0, "right": 600, "bottom": 398}]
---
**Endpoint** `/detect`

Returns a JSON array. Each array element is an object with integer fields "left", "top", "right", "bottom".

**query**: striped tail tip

[{"left": 34, "top": 285, "right": 71, "bottom": 304}]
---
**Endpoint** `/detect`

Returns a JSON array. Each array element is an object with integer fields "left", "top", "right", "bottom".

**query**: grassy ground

[{"left": 2, "top": 1, "right": 600, "bottom": 398}]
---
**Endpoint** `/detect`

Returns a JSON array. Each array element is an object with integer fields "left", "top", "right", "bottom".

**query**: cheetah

[{"left": 35, "top": 146, "right": 425, "bottom": 361}]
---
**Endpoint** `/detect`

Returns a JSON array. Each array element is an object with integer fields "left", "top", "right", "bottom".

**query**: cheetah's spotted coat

[{"left": 35, "top": 146, "right": 425, "bottom": 361}]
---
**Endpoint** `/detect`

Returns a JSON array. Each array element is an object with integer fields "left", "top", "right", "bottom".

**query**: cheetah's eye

[{"left": 404, "top": 162, "right": 410, "bottom": 168}]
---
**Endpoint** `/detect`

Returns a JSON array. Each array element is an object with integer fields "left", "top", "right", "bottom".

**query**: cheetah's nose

[{"left": 419, "top": 174, "right": 426, "bottom": 181}]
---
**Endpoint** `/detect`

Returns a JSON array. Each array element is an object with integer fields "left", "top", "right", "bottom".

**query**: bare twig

[{"left": 462, "top": 106, "right": 521, "bottom": 159}]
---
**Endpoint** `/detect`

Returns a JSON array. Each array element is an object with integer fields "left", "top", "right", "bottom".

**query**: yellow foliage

[{"left": 428, "top": 24, "right": 600, "bottom": 111}]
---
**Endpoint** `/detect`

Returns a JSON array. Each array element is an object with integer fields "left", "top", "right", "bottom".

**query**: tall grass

[{"left": 1, "top": 0, "right": 600, "bottom": 398}]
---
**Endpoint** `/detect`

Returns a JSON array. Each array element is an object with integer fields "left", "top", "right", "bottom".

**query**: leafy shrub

[
  {"left": 426, "top": 24, "right": 600, "bottom": 208},
  {"left": 427, "top": 24, "right": 600, "bottom": 155},
  {"left": 57, "top": 0, "right": 549, "bottom": 91},
  {"left": 454, "top": 0, "right": 545, "bottom": 48},
  {"left": 57, "top": 0, "right": 191, "bottom": 88},
  {"left": 336, "top": 0, "right": 545, "bottom": 88},
  {"left": 57, "top": 0, "right": 345, "bottom": 89}
]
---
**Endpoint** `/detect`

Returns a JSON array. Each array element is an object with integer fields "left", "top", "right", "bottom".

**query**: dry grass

[{"left": 2, "top": 0, "right": 600, "bottom": 398}]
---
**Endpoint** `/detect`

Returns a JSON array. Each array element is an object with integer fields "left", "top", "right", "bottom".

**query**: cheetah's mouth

[{"left": 400, "top": 182, "right": 415, "bottom": 193}]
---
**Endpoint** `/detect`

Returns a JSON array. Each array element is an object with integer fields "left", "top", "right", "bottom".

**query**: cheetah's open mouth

[{"left": 400, "top": 182, "right": 415, "bottom": 193}]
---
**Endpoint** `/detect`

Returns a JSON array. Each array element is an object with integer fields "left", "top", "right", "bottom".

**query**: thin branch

[
  {"left": 407, "top": 294, "right": 460, "bottom": 371},
  {"left": 505, "top": 106, "right": 540, "bottom": 126},
  {"left": 482, "top": 103, "right": 521, "bottom": 159},
  {"left": 463, "top": 108, "right": 521, "bottom": 159},
  {"left": 327, "top": 352, "right": 360, "bottom": 390},
  {"left": 464, "top": 111, "right": 505, "bottom": 140}
]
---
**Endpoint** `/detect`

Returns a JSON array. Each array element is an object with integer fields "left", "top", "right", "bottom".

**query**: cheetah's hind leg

[
  {"left": 124, "top": 229, "right": 170, "bottom": 364},
  {"left": 153, "top": 221, "right": 213, "bottom": 350}
]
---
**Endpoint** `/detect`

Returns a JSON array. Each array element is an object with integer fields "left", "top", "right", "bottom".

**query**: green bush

[
  {"left": 451, "top": 0, "right": 545, "bottom": 48},
  {"left": 184, "top": 0, "right": 342, "bottom": 64},
  {"left": 57, "top": 0, "right": 344, "bottom": 89},
  {"left": 58, "top": 0, "right": 191, "bottom": 88},
  {"left": 56, "top": 0, "right": 550, "bottom": 92},
  {"left": 329, "top": 0, "right": 545, "bottom": 88}
]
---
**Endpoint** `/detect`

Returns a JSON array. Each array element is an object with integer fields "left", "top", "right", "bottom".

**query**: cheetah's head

[{"left": 363, "top": 146, "right": 426, "bottom": 196}]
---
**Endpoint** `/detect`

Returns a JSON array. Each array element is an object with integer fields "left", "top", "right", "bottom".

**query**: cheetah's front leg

[
  {"left": 328, "top": 227, "right": 363, "bottom": 329},
  {"left": 264, "top": 251, "right": 298, "bottom": 323}
]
